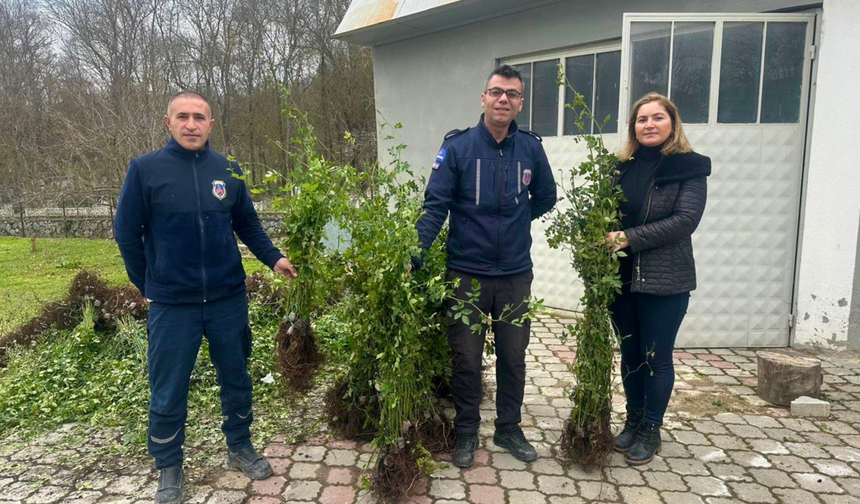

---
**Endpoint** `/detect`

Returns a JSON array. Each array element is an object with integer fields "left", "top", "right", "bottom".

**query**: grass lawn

[{"left": 0, "top": 236, "right": 268, "bottom": 335}]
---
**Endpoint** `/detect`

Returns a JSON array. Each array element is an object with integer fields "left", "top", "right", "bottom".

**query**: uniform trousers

[
  {"left": 146, "top": 291, "right": 254, "bottom": 468},
  {"left": 446, "top": 269, "right": 533, "bottom": 435}
]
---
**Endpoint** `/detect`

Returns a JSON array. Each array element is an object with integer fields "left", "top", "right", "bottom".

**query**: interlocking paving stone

[
  {"left": 318, "top": 485, "right": 356, "bottom": 504},
  {"left": 617, "top": 486, "right": 662, "bottom": 504},
  {"left": 792, "top": 473, "right": 845, "bottom": 494},
  {"left": 467, "top": 484, "right": 505, "bottom": 504},
  {"left": 281, "top": 480, "right": 322, "bottom": 501},
  {"left": 728, "top": 482, "right": 778, "bottom": 503},
  {"left": 6, "top": 314, "right": 860, "bottom": 504},
  {"left": 500, "top": 469, "right": 536, "bottom": 489},
  {"left": 508, "top": 489, "right": 549, "bottom": 504},
  {"left": 537, "top": 475, "right": 578, "bottom": 495},
  {"left": 249, "top": 476, "right": 287, "bottom": 495},
  {"left": 428, "top": 479, "right": 466, "bottom": 500},
  {"left": 772, "top": 487, "right": 825, "bottom": 504},
  {"left": 684, "top": 476, "right": 731, "bottom": 496},
  {"left": 661, "top": 491, "right": 706, "bottom": 504}
]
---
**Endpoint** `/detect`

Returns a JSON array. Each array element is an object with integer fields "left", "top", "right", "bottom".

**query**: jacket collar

[
  {"left": 618, "top": 151, "right": 711, "bottom": 184},
  {"left": 164, "top": 136, "right": 211, "bottom": 159},
  {"left": 476, "top": 114, "right": 520, "bottom": 147}
]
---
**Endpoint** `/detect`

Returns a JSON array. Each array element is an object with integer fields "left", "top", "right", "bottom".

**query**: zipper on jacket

[
  {"left": 495, "top": 149, "right": 504, "bottom": 271},
  {"left": 475, "top": 159, "right": 481, "bottom": 206},
  {"left": 191, "top": 155, "right": 208, "bottom": 302},
  {"left": 516, "top": 161, "right": 521, "bottom": 205},
  {"left": 635, "top": 184, "right": 656, "bottom": 284}
]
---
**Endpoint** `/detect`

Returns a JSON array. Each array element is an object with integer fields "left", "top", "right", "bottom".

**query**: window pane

[
  {"left": 630, "top": 22, "right": 671, "bottom": 110},
  {"left": 761, "top": 22, "right": 806, "bottom": 123},
  {"left": 532, "top": 59, "right": 559, "bottom": 136},
  {"left": 513, "top": 63, "right": 531, "bottom": 130},
  {"left": 718, "top": 22, "right": 763, "bottom": 123},
  {"left": 594, "top": 50, "right": 621, "bottom": 134},
  {"left": 563, "top": 55, "right": 594, "bottom": 135},
  {"left": 671, "top": 22, "right": 714, "bottom": 124}
]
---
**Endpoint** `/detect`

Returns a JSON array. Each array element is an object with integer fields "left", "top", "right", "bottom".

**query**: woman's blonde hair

[{"left": 618, "top": 92, "right": 692, "bottom": 161}]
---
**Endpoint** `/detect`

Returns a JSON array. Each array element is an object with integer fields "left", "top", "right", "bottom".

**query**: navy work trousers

[
  {"left": 610, "top": 285, "right": 690, "bottom": 425},
  {"left": 146, "top": 291, "right": 254, "bottom": 468},
  {"left": 446, "top": 269, "right": 533, "bottom": 435}
]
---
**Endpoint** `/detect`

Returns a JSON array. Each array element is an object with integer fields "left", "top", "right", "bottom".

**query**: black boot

[
  {"left": 493, "top": 427, "right": 538, "bottom": 462},
  {"left": 452, "top": 433, "right": 479, "bottom": 468},
  {"left": 625, "top": 421, "right": 661, "bottom": 465},
  {"left": 155, "top": 466, "right": 183, "bottom": 504},
  {"left": 613, "top": 409, "right": 644, "bottom": 453}
]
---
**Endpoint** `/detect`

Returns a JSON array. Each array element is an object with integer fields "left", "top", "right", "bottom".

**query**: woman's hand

[{"left": 605, "top": 231, "right": 628, "bottom": 252}]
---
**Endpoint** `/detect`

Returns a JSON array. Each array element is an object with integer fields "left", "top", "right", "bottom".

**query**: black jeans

[
  {"left": 446, "top": 269, "right": 533, "bottom": 435},
  {"left": 610, "top": 285, "right": 689, "bottom": 425}
]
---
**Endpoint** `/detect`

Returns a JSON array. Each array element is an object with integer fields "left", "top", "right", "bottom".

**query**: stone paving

[{"left": 3, "top": 313, "right": 860, "bottom": 503}]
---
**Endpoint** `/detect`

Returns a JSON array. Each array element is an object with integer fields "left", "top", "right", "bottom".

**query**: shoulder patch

[
  {"left": 519, "top": 128, "right": 543, "bottom": 142},
  {"left": 444, "top": 127, "right": 471, "bottom": 140}
]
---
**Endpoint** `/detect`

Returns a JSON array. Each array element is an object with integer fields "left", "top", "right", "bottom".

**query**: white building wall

[
  {"left": 370, "top": 0, "right": 812, "bottom": 181},
  {"left": 794, "top": 0, "right": 860, "bottom": 348}
]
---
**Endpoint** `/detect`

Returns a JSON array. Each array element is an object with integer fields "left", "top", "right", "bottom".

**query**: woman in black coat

[{"left": 606, "top": 92, "right": 711, "bottom": 465}]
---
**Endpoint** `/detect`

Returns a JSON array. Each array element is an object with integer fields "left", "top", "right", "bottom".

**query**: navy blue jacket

[
  {"left": 114, "top": 138, "right": 283, "bottom": 303},
  {"left": 416, "top": 116, "right": 556, "bottom": 276}
]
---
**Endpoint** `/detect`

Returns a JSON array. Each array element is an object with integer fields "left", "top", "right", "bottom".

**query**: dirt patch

[{"left": 0, "top": 270, "right": 146, "bottom": 365}]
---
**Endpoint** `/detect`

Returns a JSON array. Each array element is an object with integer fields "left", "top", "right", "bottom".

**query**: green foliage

[
  {"left": 0, "top": 290, "right": 305, "bottom": 464},
  {"left": 546, "top": 67, "right": 625, "bottom": 465},
  {"left": 336, "top": 124, "right": 452, "bottom": 448}
]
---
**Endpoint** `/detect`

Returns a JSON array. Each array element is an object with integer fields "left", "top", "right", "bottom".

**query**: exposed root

[
  {"left": 1, "top": 270, "right": 146, "bottom": 365},
  {"left": 374, "top": 433, "right": 426, "bottom": 503},
  {"left": 275, "top": 319, "right": 324, "bottom": 392},
  {"left": 415, "top": 412, "right": 455, "bottom": 453},
  {"left": 559, "top": 408, "right": 614, "bottom": 468},
  {"left": 325, "top": 379, "right": 376, "bottom": 440}
]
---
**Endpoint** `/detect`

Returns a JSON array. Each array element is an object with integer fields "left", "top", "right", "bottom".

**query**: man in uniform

[
  {"left": 412, "top": 65, "right": 556, "bottom": 467},
  {"left": 115, "top": 91, "right": 297, "bottom": 503}
]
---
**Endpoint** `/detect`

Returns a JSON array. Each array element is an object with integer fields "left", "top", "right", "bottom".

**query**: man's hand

[
  {"left": 605, "top": 231, "right": 628, "bottom": 252},
  {"left": 273, "top": 257, "right": 298, "bottom": 278}
]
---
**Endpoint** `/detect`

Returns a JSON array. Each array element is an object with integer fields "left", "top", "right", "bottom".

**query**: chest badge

[
  {"left": 522, "top": 168, "right": 532, "bottom": 186},
  {"left": 212, "top": 180, "right": 227, "bottom": 200}
]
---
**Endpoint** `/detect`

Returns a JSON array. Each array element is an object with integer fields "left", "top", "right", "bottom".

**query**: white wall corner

[{"left": 794, "top": 0, "right": 860, "bottom": 349}]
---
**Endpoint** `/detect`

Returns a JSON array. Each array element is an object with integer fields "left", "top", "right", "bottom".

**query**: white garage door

[{"left": 527, "top": 13, "right": 815, "bottom": 348}]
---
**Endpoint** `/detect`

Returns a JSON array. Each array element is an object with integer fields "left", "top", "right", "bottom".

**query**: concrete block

[{"left": 790, "top": 396, "right": 830, "bottom": 417}]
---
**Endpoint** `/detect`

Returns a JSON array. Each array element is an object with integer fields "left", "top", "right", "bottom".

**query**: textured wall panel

[{"left": 530, "top": 126, "right": 802, "bottom": 348}]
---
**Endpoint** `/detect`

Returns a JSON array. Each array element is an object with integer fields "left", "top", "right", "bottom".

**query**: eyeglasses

[{"left": 485, "top": 87, "right": 523, "bottom": 100}]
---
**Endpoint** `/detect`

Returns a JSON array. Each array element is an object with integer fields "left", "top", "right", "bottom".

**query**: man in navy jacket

[
  {"left": 413, "top": 65, "right": 556, "bottom": 467},
  {"left": 115, "top": 91, "right": 296, "bottom": 503}
]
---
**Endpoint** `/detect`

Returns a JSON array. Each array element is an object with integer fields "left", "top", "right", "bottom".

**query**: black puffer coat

[{"left": 615, "top": 151, "right": 711, "bottom": 295}]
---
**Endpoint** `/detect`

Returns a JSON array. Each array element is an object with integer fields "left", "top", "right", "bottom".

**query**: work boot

[
  {"left": 625, "top": 421, "right": 661, "bottom": 465},
  {"left": 613, "top": 409, "right": 644, "bottom": 453},
  {"left": 226, "top": 445, "right": 274, "bottom": 480},
  {"left": 155, "top": 465, "right": 183, "bottom": 504},
  {"left": 493, "top": 427, "right": 538, "bottom": 462},
  {"left": 452, "top": 433, "right": 479, "bottom": 468}
]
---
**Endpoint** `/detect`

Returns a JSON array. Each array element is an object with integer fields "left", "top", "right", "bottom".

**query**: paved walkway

[{"left": 3, "top": 313, "right": 860, "bottom": 503}]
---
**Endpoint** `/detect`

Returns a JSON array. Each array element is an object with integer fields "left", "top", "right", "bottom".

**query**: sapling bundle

[
  {"left": 262, "top": 108, "right": 352, "bottom": 391},
  {"left": 546, "top": 85, "right": 625, "bottom": 466},
  {"left": 328, "top": 129, "right": 453, "bottom": 501}
]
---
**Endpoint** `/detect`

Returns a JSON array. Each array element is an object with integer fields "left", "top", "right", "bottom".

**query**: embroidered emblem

[
  {"left": 522, "top": 168, "right": 532, "bottom": 186},
  {"left": 212, "top": 180, "right": 226, "bottom": 200},
  {"left": 436, "top": 148, "right": 446, "bottom": 163},
  {"left": 431, "top": 162, "right": 440, "bottom": 170}
]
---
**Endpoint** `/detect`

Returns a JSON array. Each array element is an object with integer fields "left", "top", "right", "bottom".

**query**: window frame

[
  {"left": 504, "top": 41, "right": 623, "bottom": 137},
  {"left": 620, "top": 13, "right": 815, "bottom": 129}
]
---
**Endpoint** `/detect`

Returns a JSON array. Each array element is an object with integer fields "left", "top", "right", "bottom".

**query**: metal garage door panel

[
  {"left": 530, "top": 134, "right": 620, "bottom": 312},
  {"left": 680, "top": 125, "right": 803, "bottom": 347}
]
